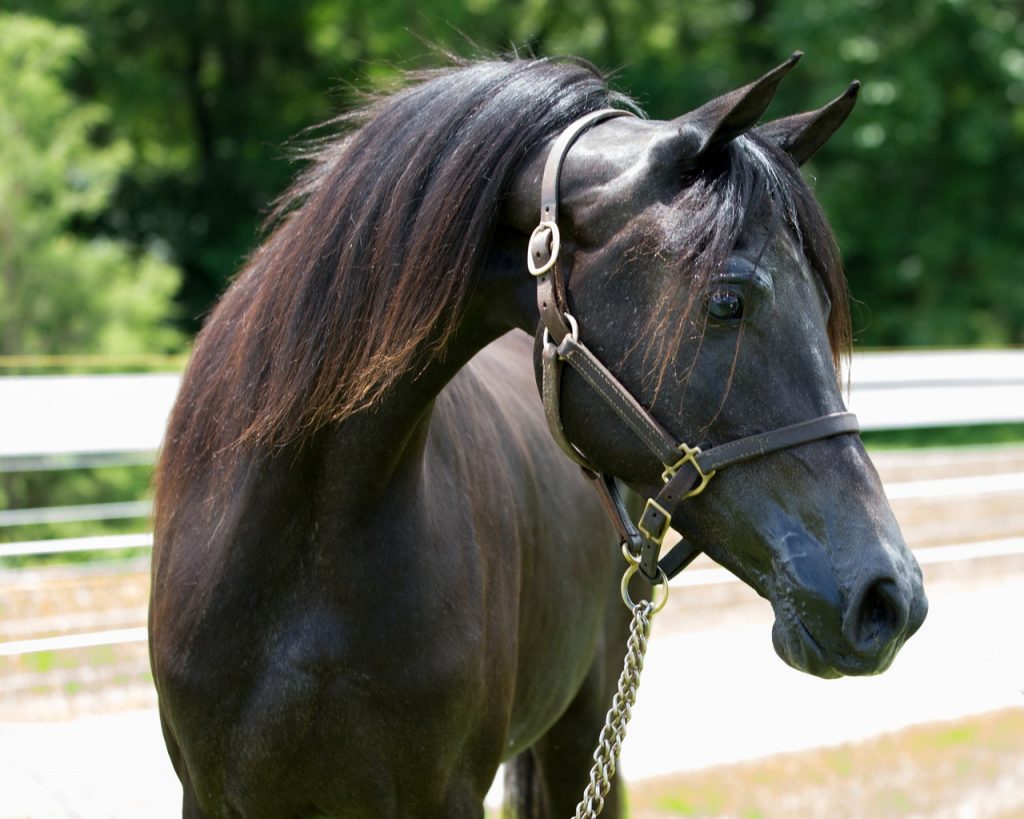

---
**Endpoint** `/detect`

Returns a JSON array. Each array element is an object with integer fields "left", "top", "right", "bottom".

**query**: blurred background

[{"left": 1, "top": 1, "right": 1022, "bottom": 817}]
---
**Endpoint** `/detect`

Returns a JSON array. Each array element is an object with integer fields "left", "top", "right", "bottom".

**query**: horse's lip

[
  {"left": 785, "top": 619, "right": 841, "bottom": 679},
  {"left": 787, "top": 618, "right": 897, "bottom": 678}
]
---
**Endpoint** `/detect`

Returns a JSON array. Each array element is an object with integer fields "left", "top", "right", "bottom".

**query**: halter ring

[
  {"left": 620, "top": 541, "right": 670, "bottom": 612},
  {"left": 542, "top": 312, "right": 580, "bottom": 349}
]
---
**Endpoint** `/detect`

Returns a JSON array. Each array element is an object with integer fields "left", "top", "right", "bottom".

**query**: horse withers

[{"left": 149, "top": 55, "right": 927, "bottom": 818}]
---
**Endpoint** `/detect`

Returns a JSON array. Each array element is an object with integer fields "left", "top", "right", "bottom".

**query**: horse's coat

[{"left": 150, "top": 57, "right": 926, "bottom": 818}]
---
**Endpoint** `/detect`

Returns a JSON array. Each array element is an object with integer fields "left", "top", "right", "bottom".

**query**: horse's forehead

[
  {"left": 562, "top": 117, "right": 665, "bottom": 179},
  {"left": 558, "top": 119, "right": 817, "bottom": 298},
  {"left": 559, "top": 118, "right": 751, "bottom": 242}
]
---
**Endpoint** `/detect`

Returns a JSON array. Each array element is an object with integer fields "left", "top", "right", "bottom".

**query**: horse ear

[
  {"left": 755, "top": 81, "right": 860, "bottom": 165},
  {"left": 658, "top": 52, "right": 803, "bottom": 164}
]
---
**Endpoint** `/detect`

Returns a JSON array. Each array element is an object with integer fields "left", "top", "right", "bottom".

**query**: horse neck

[{"left": 317, "top": 244, "right": 535, "bottom": 512}]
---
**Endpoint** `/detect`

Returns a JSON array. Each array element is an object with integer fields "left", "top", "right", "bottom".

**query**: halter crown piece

[{"left": 528, "top": 109, "right": 861, "bottom": 584}]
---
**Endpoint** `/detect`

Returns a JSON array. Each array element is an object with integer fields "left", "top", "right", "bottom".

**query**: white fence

[
  {"left": 2, "top": 349, "right": 1022, "bottom": 468},
  {"left": 847, "top": 349, "right": 1024, "bottom": 429},
  {"left": 0, "top": 349, "right": 1022, "bottom": 655}
]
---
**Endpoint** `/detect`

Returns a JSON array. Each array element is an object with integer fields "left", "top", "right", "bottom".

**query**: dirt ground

[
  {"left": 627, "top": 707, "right": 1024, "bottom": 819},
  {"left": 3, "top": 445, "right": 1023, "bottom": 817}
]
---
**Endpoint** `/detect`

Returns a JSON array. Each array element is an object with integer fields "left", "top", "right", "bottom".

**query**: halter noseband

[{"left": 528, "top": 108, "right": 860, "bottom": 584}]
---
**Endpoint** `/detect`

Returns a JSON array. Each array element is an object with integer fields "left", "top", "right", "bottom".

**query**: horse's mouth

[{"left": 772, "top": 616, "right": 900, "bottom": 679}]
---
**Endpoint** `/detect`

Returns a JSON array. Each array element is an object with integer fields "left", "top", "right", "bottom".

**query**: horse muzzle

[{"left": 767, "top": 529, "right": 928, "bottom": 678}]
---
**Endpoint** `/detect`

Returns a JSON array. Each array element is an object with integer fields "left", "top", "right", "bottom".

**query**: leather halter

[{"left": 528, "top": 108, "right": 861, "bottom": 584}]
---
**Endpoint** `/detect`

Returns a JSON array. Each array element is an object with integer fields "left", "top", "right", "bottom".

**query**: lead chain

[{"left": 572, "top": 599, "right": 656, "bottom": 819}]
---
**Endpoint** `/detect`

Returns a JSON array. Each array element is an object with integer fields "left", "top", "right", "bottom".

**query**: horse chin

[{"left": 771, "top": 616, "right": 900, "bottom": 679}]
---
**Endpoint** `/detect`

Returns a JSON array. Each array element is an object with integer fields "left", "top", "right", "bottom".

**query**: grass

[
  {"left": 0, "top": 353, "right": 188, "bottom": 375},
  {"left": 487, "top": 709, "right": 1024, "bottom": 817},
  {"left": 861, "top": 422, "right": 1024, "bottom": 450},
  {"left": 18, "top": 645, "right": 121, "bottom": 675},
  {"left": 0, "top": 463, "right": 154, "bottom": 568}
]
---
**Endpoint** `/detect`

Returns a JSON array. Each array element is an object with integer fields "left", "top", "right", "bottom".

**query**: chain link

[{"left": 572, "top": 599, "right": 656, "bottom": 819}]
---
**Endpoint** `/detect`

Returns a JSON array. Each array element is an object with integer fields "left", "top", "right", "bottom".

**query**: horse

[{"left": 149, "top": 54, "right": 928, "bottom": 818}]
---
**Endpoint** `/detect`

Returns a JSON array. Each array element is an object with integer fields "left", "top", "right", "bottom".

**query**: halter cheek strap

[
  {"left": 529, "top": 109, "right": 861, "bottom": 584},
  {"left": 529, "top": 108, "right": 635, "bottom": 344}
]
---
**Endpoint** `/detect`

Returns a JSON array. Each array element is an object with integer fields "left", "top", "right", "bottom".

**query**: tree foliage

[
  {"left": 5, "top": 0, "right": 1023, "bottom": 347},
  {"left": 0, "top": 12, "right": 183, "bottom": 356}
]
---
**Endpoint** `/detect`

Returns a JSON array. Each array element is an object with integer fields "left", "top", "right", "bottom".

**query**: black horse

[{"left": 150, "top": 55, "right": 927, "bottom": 818}]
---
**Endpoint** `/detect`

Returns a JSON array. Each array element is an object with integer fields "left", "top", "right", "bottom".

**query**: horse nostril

[{"left": 846, "top": 579, "right": 906, "bottom": 652}]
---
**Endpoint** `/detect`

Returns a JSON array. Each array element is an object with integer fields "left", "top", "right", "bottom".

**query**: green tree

[
  {"left": 755, "top": 0, "right": 1024, "bottom": 346},
  {"left": 0, "top": 12, "right": 183, "bottom": 357},
  {"left": 5, "top": 0, "right": 344, "bottom": 328},
  {"left": 8, "top": 0, "right": 1022, "bottom": 347}
]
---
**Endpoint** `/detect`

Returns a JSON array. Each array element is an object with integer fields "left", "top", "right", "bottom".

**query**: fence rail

[
  {"left": 4, "top": 535, "right": 1024, "bottom": 657},
  {"left": 0, "top": 533, "right": 153, "bottom": 560},
  {"left": 1, "top": 349, "right": 1022, "bottom": 659},
  {"left": 1, "top": 349, "right": 1022, "bottom": 468},
  {"left": 0, "top": 500, "right": 153, "bottom": 528}
]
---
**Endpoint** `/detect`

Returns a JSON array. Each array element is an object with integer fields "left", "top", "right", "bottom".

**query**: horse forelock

[
  {"left": 740, "top": 132, "right": 853, "bottom": 372},
  {"left": 635, "top": 129, "right": 852, "bottom": 402}
]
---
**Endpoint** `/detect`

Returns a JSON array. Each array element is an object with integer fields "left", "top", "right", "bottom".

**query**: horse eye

[{"left": 706, "top": 290, "right": 744, "bottom": 321}]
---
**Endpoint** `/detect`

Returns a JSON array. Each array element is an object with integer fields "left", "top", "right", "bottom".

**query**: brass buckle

[
  {"left": 638, "top": 498, "right": 672, "bottom": 545},
  {"left": 661, "top": 443, "right": 717, "bottom": 497}
]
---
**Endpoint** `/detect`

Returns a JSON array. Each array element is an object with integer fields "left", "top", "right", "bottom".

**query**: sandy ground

[
  {"left": 1, "top": 562, "right": 1021, "bottom": 818},
  {"left": 621, "top": 566, "right": 1024, "bottom": 780},
  {"left": 628, "top": 708, "right": 1024, "bottom": 819}
]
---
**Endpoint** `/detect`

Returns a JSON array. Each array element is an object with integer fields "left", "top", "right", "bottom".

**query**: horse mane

[
  {"left": 155, "top": 58, "right": 628, "bottom": 506},
  {"left": 154, "top": 56, "right": 851, "bottom": 526}
]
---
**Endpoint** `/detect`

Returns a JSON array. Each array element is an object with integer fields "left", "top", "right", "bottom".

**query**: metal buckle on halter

[
  {"left": 661, "top": 443, "right": 717, "bottom": 497},
  {"left": 527, "top": 221, "right": 561, "bottom": 276},
  {"left": 638, "top": 497, "right": 672, "bottom": 545}
]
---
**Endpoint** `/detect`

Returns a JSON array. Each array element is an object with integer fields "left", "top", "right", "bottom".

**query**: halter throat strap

[{"left": 528, "top": 109, "right": 861, "bottom": 583}]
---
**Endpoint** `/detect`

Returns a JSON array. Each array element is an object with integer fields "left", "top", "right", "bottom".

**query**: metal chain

[{"left": 572, "top": 599, "right": 656, "bottom": 819}]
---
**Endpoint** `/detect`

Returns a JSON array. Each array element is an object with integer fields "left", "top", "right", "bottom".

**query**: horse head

[{"left": 507, "top": 54, "right": 927, "bottom": 679}]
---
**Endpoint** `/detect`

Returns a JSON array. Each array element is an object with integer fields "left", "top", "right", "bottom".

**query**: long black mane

[
  {"left": 155, "top": 57, "right": 849, "bottom": 527},
  {"left": 154, "top": 58, "right": 631, "bottom": 524},
  {"left": 162, "top": 59, "right": 626, "bottom": 456}
]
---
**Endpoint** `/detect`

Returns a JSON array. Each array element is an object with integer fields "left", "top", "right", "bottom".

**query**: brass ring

[{"left": 619, "top": 544, "right": 670, "bottom": 614}]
